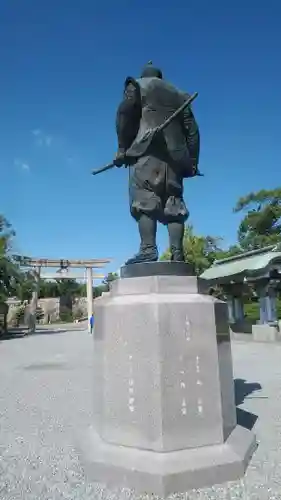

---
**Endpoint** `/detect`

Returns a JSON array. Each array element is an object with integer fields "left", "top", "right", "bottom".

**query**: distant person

[{"left": 89, "top": 313, "right": 94, "bottom": 334}]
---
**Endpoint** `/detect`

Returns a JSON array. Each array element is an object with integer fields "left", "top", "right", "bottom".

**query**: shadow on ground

[
  {"left": 0, "top": 326, "right": 86, "bottom": 341},
  {"left": 30, "top": 328, "right": 68, "bottom": 336},
  {"left": 231, "top": 321, "right": 253, "bottom": 334},
  {"left": 0, "top": 328, "right": 28, "bottom": 340},
  {"left": 32, "top": 327, "right": 87, "bottom": 335},
  {"left": 234, "top": 378, "right": 263, "bottom": 430}
]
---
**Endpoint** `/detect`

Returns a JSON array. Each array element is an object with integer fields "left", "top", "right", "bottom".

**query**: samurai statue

[{"left": 115, "top": 62, "right": 200, "bottom": 265}]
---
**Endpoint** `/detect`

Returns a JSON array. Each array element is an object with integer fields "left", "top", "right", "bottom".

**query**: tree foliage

[
  {"left": 102, "top": 272, "right": 119, "bottom": 291},
  {"left": 0, "top": 216, "right": 23, "bottom": 302},
  {"left": 39, "top": 279, "right": 83, "bottom": 299},
  {"left": 160, "top": 225, "right": 223, "bottom": 274},
  {"left": 212, "top": 245, "right": 242, "bottom": 261},
  {"left": 37, "top": 273, "right": 119, "bottom": 299},
  {"left": 234, "top": 188, "right": 281, "bottom": 250},
  {"left": 14, "top": 271, "right": 35, "bottom": 302}
]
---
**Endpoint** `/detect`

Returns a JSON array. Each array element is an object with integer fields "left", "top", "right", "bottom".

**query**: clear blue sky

[{"left": 1, "top": 0, "right": 280, "bottom": 274}]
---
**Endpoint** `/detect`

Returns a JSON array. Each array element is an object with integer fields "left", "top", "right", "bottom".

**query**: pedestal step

[{"left": 78, "top": 425, "right": 257, "bottom": 496}]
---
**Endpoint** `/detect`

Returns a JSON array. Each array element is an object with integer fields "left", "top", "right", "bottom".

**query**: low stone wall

[
  {"left": 38, "top": 298, "right": 60, "bottom": 323},
  {"left": 73, "top": 297, "right": 88, "bottom": 317},
  {"left": 6, "top": 298, "right": 21, "bottom": 323},
  {"left": 38, "top": 297, "right": 89, "bottom": 323}
]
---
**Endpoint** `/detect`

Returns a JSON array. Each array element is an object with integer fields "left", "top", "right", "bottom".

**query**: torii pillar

[
  {"left": 29, "top": 266, "right": 41, "bottom": 333},
  {"left": 86, "top": 267, "right": 93, "bottom": 333}
]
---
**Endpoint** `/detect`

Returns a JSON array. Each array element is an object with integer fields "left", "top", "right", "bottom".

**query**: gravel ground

[{"left": 0, "top": 330, "right": 281, "bottom": 499}]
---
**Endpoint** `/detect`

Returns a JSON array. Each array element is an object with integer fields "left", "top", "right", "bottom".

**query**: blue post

[
  {"left": 258, "top": 294, "right": 268, "bottom": 324},
  {"left": 227, "top": 296, "right": 235, "bottom": 324},
  {"left": 223, "top": 283, "right": 244, "bottom": 324},
  {"left": 256, "top": 282, "right": 277, "bottom": 324},
  {"left": 233, "top": 297, "right": 244, "bottom": 322},
  {"left": 267, "top": 288, "right": 277, "bottom": 323}
]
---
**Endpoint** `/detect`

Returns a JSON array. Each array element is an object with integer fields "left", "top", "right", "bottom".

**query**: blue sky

[{"left": 1, "top": 0, "right": 280, "bottom": 275}]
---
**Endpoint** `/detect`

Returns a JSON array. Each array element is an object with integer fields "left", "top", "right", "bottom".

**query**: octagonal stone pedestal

[{"left": 78, "top": 262, "right": 256, "bottom": 496}]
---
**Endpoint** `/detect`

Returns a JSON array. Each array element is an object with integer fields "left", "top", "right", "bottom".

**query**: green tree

[
  {"left": 39, "top": 279, "right": 85, "bottom": 299},
  {"left": 39, "top": 280, "right": 59, "bottom": 298},
  {"left": 234, "top": 188, "right": 281, "bottom": 250},
  {"left": 102, "top": 272, "right": 119, "bottom": 292},
  {"left": 55, "top": 279, "right": 81, "bottom": 297},
  {"left": 160, "top": 225, "right": 223, "bottom": 274},
  {"left": 212, "top": 244, "right": 242, "bottom": 261},
  {"left": 15, "top": 271, "right": 35, "bottom": 302},
  {"left": 0, "top": 215, "right": 22, "bottom": 301},
  {"left": 93, "top": 285, "right": 104, "bottom": 298}
]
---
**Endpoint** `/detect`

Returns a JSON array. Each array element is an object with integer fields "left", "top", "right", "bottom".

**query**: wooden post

[
  {"left": 29, "top": 266, "right": 40, "bottom": 333},
  {"left": 86, "top": 267, "right": 93, "bottom": 333}
]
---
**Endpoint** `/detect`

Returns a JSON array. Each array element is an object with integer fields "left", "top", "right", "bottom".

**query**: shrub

[
  {"left": 59, "top": 310, "right": 73, "bottom": 323},
  {"left": 244, "top": 302, "right": 259, "bottom": 322}
]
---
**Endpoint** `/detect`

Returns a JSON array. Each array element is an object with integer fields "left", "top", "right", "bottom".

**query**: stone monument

[{"left": 79, "top": 261, "right": 256, "bottom": 496}]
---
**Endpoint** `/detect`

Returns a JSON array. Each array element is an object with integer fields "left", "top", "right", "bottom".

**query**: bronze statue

[{"left": 93, "top": 62, "right": 201, "bottom": 265}]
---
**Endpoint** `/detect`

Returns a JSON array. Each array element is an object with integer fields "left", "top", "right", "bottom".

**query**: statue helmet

[{"left": 141, "top": 60, "right": 163, "bottom": 79}]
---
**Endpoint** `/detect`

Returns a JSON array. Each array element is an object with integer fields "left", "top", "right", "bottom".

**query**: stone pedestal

[
  {"left": 79, "top": 262, "right": 256, "bottom": 496},
  {"left": 252, "top": 323, "right": 280, "bottom": 342}
]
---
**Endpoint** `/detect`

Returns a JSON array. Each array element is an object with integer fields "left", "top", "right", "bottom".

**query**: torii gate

[{"left": 15, "top": 256, "right": 111, "bottom": 333}]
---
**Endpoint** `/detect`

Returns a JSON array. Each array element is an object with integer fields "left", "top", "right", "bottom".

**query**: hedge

[{"left": 244, "top": 299, "right": 281, "bottom": 322}]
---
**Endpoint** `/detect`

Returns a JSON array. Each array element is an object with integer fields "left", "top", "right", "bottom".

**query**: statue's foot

[
  {"left": 125, "top": 250, "right": 158, "bottom": 266},
  {"left": 171, "top": 251, "right": 185, "bottom": 262}
]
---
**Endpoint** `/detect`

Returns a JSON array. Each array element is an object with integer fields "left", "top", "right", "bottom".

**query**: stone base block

[
  {"left": 230, "top": 320, "right": 252, "bottom": 335},
  {"left": 83, "top": 269, "right": 257, "bottom": 494},
  {"left": 78, "top": 425, "right": 257, "bottom": 497},
  {"left": 252, "top": 324, "right": 280, "bottom": 342}
]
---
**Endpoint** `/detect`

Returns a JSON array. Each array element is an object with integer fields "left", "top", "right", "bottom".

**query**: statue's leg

[
  {"left": 126, "top": 156, "right": 164, "bottom": 265},
  {"left": 167, "top": 220, "right": 185, "bottom": 262},
  {"left": 125, "top": 213, "right": 158, "bottom": 265},
  {"left": 164, "top": 164, "right": 188, "bottom": 262}
]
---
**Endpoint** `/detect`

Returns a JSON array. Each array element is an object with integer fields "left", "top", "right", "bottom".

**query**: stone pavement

[{"left": 0, "top": 330, "right": 281, "bottom": 499}]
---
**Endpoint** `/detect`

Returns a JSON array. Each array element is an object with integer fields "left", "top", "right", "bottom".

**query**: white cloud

[
  {"left": 32, "top": 129, "right": 53, "bottom": 147},
  {"left": 45, "top": 135, "right": 52, "bottom": 147},
  {"left": 32, "top": 129, "right": 41, "bottom": 137},
  {"left": 14, "top": 159, "right": 30, "bottom": 172}
]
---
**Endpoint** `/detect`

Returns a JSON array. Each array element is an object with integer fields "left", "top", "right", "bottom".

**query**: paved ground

[{"left": 0, "top": 330, "right": 281, "bottom": 499}]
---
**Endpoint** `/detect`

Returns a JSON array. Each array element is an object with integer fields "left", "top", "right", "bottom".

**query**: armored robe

[{"left": 116, "top": 64, "right": 200, "bottom": 265}]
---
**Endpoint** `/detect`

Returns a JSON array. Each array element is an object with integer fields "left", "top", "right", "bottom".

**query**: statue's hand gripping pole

[{"left": 91, "top": 91, "right": 200, "bottom": 177}]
